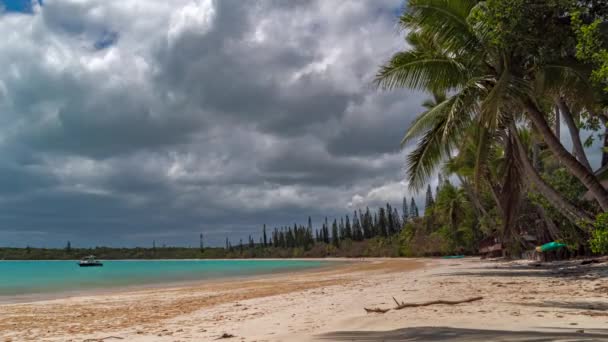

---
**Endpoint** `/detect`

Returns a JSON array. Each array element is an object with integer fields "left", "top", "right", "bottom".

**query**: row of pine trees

[{"left": 224, "top": 189, "right": 443, "bottom": 251}]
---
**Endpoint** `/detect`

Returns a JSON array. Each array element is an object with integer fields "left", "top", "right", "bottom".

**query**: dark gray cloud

[{"left": 0, "top": 0, "right": 436, "bottom": 248}]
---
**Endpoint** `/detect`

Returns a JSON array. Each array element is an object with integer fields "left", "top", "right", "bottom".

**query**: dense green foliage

[
  {"left": 375, "top": 0, "right": 608, "bottom": 257},
  {"left": 590, "top": 212, "right": 608, "bottom": 253},
  {"left": 572, "top": 4, "right": 608, "bottom": 92}
]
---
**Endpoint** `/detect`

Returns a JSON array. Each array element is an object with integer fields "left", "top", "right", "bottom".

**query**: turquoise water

[{"left": 0, "top": 260, "right": 330, "bottom": 300}]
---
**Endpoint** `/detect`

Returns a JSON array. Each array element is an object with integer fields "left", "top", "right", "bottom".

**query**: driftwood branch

[
  {"left": 364, "top": 296, "right": 483, "bottom": 314},
  {"left": 364, "top": 307, "right": 390, "bottom": 314},
  {"left": 216, "top": 333, "right": 236, "bottom": 339},
  {"left": 394, "top": 296, "right": 483, "bottom": 310},
  {"left": 83, "top": 337, "right": 124, "bottom": 342}
]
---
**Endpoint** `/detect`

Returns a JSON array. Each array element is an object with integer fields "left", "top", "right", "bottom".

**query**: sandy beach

[{"left": 2, "top": 257, "right": 608, "bottom": 341}]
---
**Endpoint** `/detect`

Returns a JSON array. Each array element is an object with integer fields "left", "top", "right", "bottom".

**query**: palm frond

[
  {"left": 473, "top": 126, "right": 491, "bottom": 191},
  {"left": 375, "top": 51, "right": 468, "bottom": 92},
  {"left": 401, "top": 95, "right": 455, "bottom": 147},
  {"left": 480, "top": 68, "right": 511, "bottom": 130},
  {"left": 401, "top": 0, "right": 480, "bottom": 54},
  {"left": 405, "top": 119, "right": 449, "bottom": 191},
  {"left": 541, "top": 62, "right": 596, "bottom": 109}
]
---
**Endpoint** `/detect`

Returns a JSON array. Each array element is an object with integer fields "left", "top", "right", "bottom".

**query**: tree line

[{"left": 224, "top": 198, "right": 421, "bottom": 252}]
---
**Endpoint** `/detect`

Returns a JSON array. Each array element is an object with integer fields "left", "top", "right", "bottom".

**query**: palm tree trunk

[
  {"left": 556, "top": 99, "right": 592, "bottom": 171},
  {"left": 535, "top": 204, "right": 561, "bottom": 241},
  {"left": 602, "top": 125, "right": 608, "bottom": 168},
  {"left": 588, "top": 109, "right": 608, "bottom": 168},
  {"left": 485, "top": 177, "right": 505, "bottom": 218},
  {"left": 509, "top": 122, "right": 593, "bottom": 225},
  {"left": 523, "top": 98, "right": 608, "bottom": 211},
  {"left": 458, "top": 175, "right": 487, "bottom": 217},
  {"left": 532, "top": 140, "right": 541, "bottom": 170},
  {"left": 554, "top": 105, "right": 560, "bottom": 139}
]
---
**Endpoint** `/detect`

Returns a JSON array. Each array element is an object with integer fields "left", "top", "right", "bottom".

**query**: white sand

[{"left": 2, "top": 258, "right": 608, "bottom": 341}]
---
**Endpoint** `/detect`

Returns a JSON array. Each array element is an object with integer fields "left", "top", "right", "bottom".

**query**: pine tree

[
  {"left": 324, "top": 218, "right": 330, "bottom": 244},
  {"left": 402, "top": 197, "right": 409, "bottom": 223},
  {"left": 425, "top": 184, "right": 435, "bottom": 211},
  {"left": 345, "top": 215, "right": 352, "bottom": 240},
  {"left": 437, "top": 173, "right": 444, "bottom": 191},
  {"left": 263, "top": 224, "right": 267, "bottom": 247},
  {"left": 331, "top": 219, "right": 340, "bottom": 248},
  {"left": 386, "top": 203, "right": 394, "bottom": 235},
  {"left": 373, "top": 212, "right": 378, "bottom": 237},
  {"left": 410, "top": 197, "right": 418, "bottom": 218},
  {"left": 393, "top": 208, "right": 401, "bottom": 231},
  {"left": 352, "top": 211, "right": 361, "bottom": 240},
  {"left": 378, "top": 207, "right": 388, "bottom": 237}
]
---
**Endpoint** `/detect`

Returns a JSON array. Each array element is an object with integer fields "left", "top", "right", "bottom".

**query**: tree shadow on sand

[
  {"left": 317, "top": 326, "right": 608, "bottom": 341},
  {"left": 433, "top": 263, "right": 607, "bottom": 279},
  {"left": 513, "top": 300, "right": 608, "bottom": 311}
]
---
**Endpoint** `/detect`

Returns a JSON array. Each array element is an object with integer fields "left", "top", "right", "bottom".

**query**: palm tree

[
  {"left": 434, "top": 181, "right": 469, "bottom": 245},
  {"left": 376, "top": 0, "right": 608, "bottom": 211}
]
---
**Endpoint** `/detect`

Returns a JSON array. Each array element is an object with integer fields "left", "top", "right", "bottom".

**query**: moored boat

[{"left": 78, "top": 255, "right": 103, "bottom": 267}]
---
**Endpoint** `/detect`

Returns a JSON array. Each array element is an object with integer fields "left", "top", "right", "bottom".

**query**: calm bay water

[{"left": 0, "top": 259, "right": 330, "bottom": 300}]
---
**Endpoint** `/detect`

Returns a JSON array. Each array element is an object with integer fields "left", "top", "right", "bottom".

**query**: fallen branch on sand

[
  {"left": 83, "top": 337, "right": 124, "bottom": 342},
  {"left": 364, "top": 307, "right": 390, "bottom": 314},
  {"left": 392, "top": 296, "right": 483, "bottom": 310},
  {"left": 216, "top": 333, "right": 236, "bottom": 339},
  {"left": 364, "top": 296, "right": 483, "bottom": 313}
]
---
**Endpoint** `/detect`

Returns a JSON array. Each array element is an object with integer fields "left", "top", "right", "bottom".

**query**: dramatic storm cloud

[{"left": 0, "top": 0, "right": 432, "bottom": 247}]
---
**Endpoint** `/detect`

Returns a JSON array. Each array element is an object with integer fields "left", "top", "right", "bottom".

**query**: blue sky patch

[
  {"left": 0, "top": 0, "right": 42, "bottom": 14},
  {"left": 94, "top": 31, "right": 119, "bottom": 50}
]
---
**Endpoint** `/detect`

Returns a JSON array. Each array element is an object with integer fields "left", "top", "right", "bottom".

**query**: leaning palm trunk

[
  {"left": 554, "top": 105, "right": 560, "bottom": 139},
  {"left": 535, "top": 203, "right": 562, "bottom": 240},
  {"left": 458, "top": 175, "right": 487, "bottom": 217},
  {"left": 603, "top": 125, "right": 608, "bottom": 167},
  {"left": 556, "top": 99, "right": 592, "bottom": 171},
  {"left": 523, "top": 98, "right": 608, "bottom": 211},
  {"left": 509, "top": 122, "right": 593, "bottom": 225},
  {"left": 593, "top": 112, "right": 608, "bottom": 167}
]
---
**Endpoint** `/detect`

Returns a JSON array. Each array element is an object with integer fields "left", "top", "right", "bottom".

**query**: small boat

[{"left": 78, "top": 255, "right": 103, "bottom": 267}]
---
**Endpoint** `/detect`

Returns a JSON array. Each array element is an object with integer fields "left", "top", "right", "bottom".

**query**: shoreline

[
  {"left": 0, "top": 258, "right": 356, "bottom": 305},
  {"left": 0, "top": 258, "right": 425, "bottom": 341},
  {"left": 3, "top": 257, "right": 607, "bottom": 341}
]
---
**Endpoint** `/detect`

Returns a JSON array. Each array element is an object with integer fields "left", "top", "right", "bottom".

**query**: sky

[
  {"left": 0, "top": 0, "right": 603, "bottom": 248},
  {"left": 0, "top": 0, "right": 433, "bottom": 248}
]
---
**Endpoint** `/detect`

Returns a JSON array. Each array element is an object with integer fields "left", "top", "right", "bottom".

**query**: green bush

[{"left": 590, "top": 213, "right": 608, "bottom": 254}]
